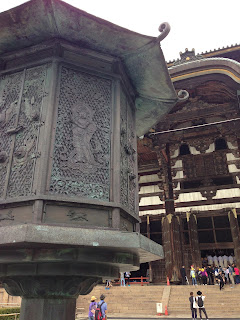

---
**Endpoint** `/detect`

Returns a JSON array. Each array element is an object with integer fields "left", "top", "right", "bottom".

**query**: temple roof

[
  {"left": 169, "top": 57, "right": 240, "bottom": 89},
  {"left": 0, "top": 0, "right": 178, "bottom": 136},
  {"left": 168, "top": 44, "right": 240, "bottom": 66}
]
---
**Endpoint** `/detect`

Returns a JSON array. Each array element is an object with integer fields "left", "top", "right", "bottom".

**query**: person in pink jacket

[
  {"left": 201, "top": 267, "right": 208, "bottom": 285},
  {"left": 234, "top": 265, "right": 240, "bottom": 284}
]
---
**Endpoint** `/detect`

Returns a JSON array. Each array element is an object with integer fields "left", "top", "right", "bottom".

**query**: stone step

[{"left": 77, "top": 284, "right": 240, "bottom": 318}]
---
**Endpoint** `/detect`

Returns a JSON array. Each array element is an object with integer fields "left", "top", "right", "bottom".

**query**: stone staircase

[
  {"left": 168, "top": 285, "right": 240, "bottom": 318},
  {"left": 77, "top": 284, "right": 164, "bottom": 317},
  {"left": 77, "top": 284, "right": 240, "bottom": 318},
  {"left": 1, "top": 284, "right": 240, "bottom": 318}
]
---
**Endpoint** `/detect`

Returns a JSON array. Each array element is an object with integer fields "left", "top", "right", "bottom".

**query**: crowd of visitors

[{"left": 181, "top": 258, "right": 240, "bottom": 289}]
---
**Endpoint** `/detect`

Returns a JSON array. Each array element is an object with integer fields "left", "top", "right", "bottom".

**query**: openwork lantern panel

[
  {"left": 0, "top": 65, "right": 48, "bottom": 199},
  {"left": 49, "top": 67, "right": 112, "bottom": 201}
]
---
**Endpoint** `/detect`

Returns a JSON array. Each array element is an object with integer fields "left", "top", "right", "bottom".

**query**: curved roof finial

[
  {"left": 177, "top": 89, "right": 189, "bottom": 101},
  {"left": 157, "top": 22, "right": 170, "bottom": 42}
]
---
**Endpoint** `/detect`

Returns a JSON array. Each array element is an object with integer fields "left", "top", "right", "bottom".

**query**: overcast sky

[{"left": 1, "top": 0, "right": 239, "bottom": 61}]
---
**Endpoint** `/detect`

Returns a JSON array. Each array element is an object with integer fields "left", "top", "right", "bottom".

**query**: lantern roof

[{"left": 0, "top": 0, "right": 178, "bottom": 136}]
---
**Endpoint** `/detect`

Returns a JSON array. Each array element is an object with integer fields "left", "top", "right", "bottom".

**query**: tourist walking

[
  {"left": 180, "top": 266, "right": 187, "bottom": 285},
  {"left": 196, "top": 290, "right": 209, "bottom": 320},
  {"left": 201, "top": 267, "right": 208, "bottom": 285},
  {"left": 228, "top": 264, "right": 235, "bottom": 288},
  {"left": 88, "top": 296, "right": 97, "bottom": 320},
  {"left": 120, "top": 272, "right": 125, "bottom": 286},
  {"left": 190, "top": 266, "right": 197, "bottom": 286},
  {"left": 125, "top": 271, "right": 131, "bottom": 286},
  {"left": 207, "top": 265, "right": 214, "bottom": 285},
  {"left": 196, "top": 267, "right": 202, "bottom": 285},
  {"left": 189, "top": 291, "right": 197, "bottom": 320},
  {"left": 216, "top": 271, "right": 225, "bottom": 290},
  {"left": 234, "top": 265, "right": 240, "bottom": 284},
  {"left": 96, "top": 294, "right": 107, "bottom": 320},
  {"left": 223, "top": 267, "right": 228, "bottom": 284}
]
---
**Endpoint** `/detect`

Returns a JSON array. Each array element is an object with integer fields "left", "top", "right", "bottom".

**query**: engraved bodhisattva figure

[
  {"left": 0, "top": 100, "right": 17, "bottom": 128},
  {"left": 68, "top": 103, "right": 98, "bottom": 173}
]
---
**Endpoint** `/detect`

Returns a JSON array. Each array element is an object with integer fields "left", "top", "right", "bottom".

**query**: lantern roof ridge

[{"left": 0, "top": 0, "right": 178, "bottom": 136}]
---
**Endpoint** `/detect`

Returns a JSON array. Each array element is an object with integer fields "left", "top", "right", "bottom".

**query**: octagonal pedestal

[
  {"left": 20, "top": 298, "right": 76, "bottom": 320},
  {"left": 3, "top": 275, "right": 98, "bottom": 320}
]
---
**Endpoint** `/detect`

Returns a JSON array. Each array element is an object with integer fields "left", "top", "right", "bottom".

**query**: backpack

[
  {"left": 197, "top": 296, "right": 203, "bottom": 308},
  {"left": 95, "top": 302, "right": 104, "bottom": 320}
]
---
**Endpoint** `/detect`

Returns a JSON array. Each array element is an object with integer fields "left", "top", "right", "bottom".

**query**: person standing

[
  {"left": 201, "top": 267, "right": 208, "bottom": 285},
  {"left": 196, "top": 267, "right": 202, "bottom": 285},
  {"left": 228, "top": 264, "right": 235, "bottom": 288},
  {"left": 189, "top": 291, "right": 197, "bottom": 320},
  {"left": 180, "top": 266, "right": 187, "bottom": 285},
  {"left": 190, "top": 266, "right": 197, "bottom": 286},
  {"left": 217, "top": 271, "right": 225, "bottom": 290},
  {"left": 125, "top": 271, "right": 131, "bottom": 286},
  {"left": 88, "top": 296, "right": 97, "bottom": 320},
  {"left": 196, "top": 290, "right": 209, "bottom": 320},
  {"left": 120, "top": 272, "right": 125, "bottom": 286},
  {"left": 96, "top": 294, "right": 107, "bottom": 320},
  {"left": 223, "top": 268, "right": 228, "bottom": 284},
  {"left": 207, "top": 265, "right": 214, "bottom": 285},
  {"left": 234, "top": 265, "right": 240, "bottom": 284}
]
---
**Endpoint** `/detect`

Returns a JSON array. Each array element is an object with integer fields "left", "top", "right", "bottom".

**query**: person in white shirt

[
  {"left": 120, "top": 272, "right": 125, "bottom": 286},
  {"left": 223, "top": 255, "right": 228, "bottom": 268},
  {"left": 213, "top": 255, "right": 218, "bottom": 267},
  {"left": 125, "top": 271, "right": 131, "bottom": 286},
  {"left": 196, "top": 291, "right": 209, "bottom": 320}
]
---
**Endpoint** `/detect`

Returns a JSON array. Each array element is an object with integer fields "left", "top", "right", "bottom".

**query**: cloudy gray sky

[{"left": 1, "top": 0, "right": 239, "bottom": 61}]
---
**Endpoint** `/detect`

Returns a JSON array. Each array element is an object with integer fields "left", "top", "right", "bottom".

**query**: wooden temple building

[{"left": 137, "top": 44, "right": 240, "bottom": 282}]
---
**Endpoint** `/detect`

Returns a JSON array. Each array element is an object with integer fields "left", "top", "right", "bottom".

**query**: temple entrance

[{"left": 131, "top": 262, "right": 149, "bottom": 278}]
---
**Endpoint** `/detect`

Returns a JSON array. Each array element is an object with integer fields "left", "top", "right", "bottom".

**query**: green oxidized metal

[{"left": 0, "top": 1, "right": 177, "bottom": 319}]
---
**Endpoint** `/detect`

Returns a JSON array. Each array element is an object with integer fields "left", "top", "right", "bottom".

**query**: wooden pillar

[
  {"left": 162, "top": 214, "right": 182, "bottom": 281},
  {"left": 146, "top": 215, "right": 153, "bottom": 282},
  {"left": 228, "top": 209, "right": 240, "bottom": 266},
  {"left": 155, "top": 143, "right": 183, "bottom": 282},
  {"left": 187, "top": 212, "right": 202, "bottom": 267}
]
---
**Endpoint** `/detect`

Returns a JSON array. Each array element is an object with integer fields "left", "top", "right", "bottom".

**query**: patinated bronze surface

[{"left": 0, "top": 0, "right": 178, "bottom": 319}]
